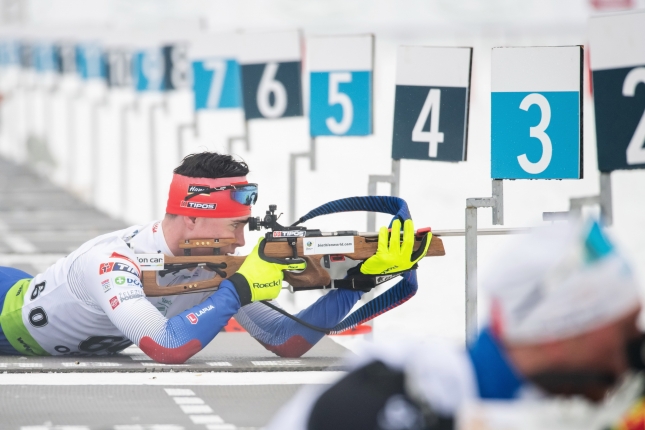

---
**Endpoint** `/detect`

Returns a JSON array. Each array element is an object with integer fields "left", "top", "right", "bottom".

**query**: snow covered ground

[{"left": 2, "top": 0, "right": 645, "bottom": 350}]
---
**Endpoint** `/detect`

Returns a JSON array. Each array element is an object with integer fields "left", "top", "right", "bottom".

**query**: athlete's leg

[{"left": 0, "top": 266, "right": 33, "bottom": 355}]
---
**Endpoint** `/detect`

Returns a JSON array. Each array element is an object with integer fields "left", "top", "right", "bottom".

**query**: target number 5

[
  {"left": 623, "top": 67, "right": 645, "bottom": 165},
  {"left": 518, "top": 93, "right": 552, "bottom": 174},
  {"left": 326, "top": 72, "right": 353, "bottom": 135}
]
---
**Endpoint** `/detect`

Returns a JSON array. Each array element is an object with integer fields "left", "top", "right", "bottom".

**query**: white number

[
  {"left": 85, "top": 45, "right": 102, "bottom": 78},
  {"left": 203, "top": 59, "right": 227, "bottom": 109},
  {"left": 622, "top": 67, "right": 645, "bottom": 165},
  {"left": 412, "top": 89, "right": 444, "bottom": 158},
  {"left": 257, "top": 62, "right": 287, "bottom": 118},
  {"left": 325, "top": 72, "right": 354, "bottom": 135},
  {"left": 108, "top": 50, "right": 132, "bottom": 87},
  {"left": 170, "top": 44, "right": 190, "bottom": 89},
  {"left": 517, "top": 93, "right": 552, "bottom": 174},
  {"left": 60, "top": 44, "right": 76, "bottom": 74},
  {"left": 142, "top": 48, "right": 164, "bottom": 90}
]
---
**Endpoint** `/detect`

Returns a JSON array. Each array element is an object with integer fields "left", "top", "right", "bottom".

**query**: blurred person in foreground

[
  {"left": 0, "top": 152, "right": 426, "bottom": 363},
  {"left": 267, "top": 219, "right": 645, "bottom": 430}
]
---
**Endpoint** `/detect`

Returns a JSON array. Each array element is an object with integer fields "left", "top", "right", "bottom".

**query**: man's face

[
  {"left": 510, "top": 306, "right": 641, "bottom": 401},
  {"left": 186, "top": 216, "right": 248, "bottom": 255}
]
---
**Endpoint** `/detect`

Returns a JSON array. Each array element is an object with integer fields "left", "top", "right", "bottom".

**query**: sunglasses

[{"left": 184, "top": 183, "right": 258, "bottom": 206}]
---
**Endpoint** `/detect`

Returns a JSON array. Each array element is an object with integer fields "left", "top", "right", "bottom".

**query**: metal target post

[
  {"left": 465, "top": 179, "right": 503, "bottom": 344},
  {"left": 289, "top": 137, "right": 317, "bottom": 224},
  {"left": 367, "top": 159, "right": 400, "bottom": 231}
]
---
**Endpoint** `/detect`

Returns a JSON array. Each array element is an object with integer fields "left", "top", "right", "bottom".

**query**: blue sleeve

[
  {"left": 136, "top": 281, "right": 241, "bottom": 363},
  {"left": 234, "top": 289, "right": 364, "bottom": 357}
]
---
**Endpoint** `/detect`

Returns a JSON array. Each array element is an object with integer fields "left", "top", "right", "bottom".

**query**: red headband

[{"left": 165, "top": 174, "right": 252, "bottom": 218}]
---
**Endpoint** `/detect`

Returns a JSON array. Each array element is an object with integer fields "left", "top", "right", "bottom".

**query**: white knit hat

[{"left": 482, "top": 220, "right": 641, "bottom": 344}]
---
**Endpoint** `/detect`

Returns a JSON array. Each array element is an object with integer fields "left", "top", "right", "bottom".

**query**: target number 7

[{"left": 203, "top": 59, "right": 227, "bottom": 109}]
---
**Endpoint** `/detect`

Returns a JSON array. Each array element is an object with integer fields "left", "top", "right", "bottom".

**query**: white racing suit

[{"left": 0, "top": 221, "right": 364, "bottom": 363}]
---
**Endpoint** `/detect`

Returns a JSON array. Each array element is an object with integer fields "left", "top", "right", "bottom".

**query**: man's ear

[{"left": 183, "top": 216, "right": 198, "bottom": 231}]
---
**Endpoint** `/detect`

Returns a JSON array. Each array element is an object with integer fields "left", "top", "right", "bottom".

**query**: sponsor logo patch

[
  {"left": 110, "top": 296, "right": 120, "bottom": 310},
  {"left": 118, "top": 289, "right": 144, "bottom": 301},
  {"left": 99, "top": 262, "right": 115, "bottom": 275},
  {"left": 273, "top": 230, "right": 306, "bottom": 238},
  {"left": 110, "top": 252, "right": 140, "bottom": 271},
  {"left": 101, "top": 279, "right": 111, "bottom": 292},
  {"left": 185, "top": 305, "right": 214, "bottom": 325},
  {"left": 126, "top": 277, "right": 142, "bottom": 288},
  {"left": 187, "top": 184, "right": 211, "bottom": 195},
  {"left": 152, "top": 222, "right": 159, "bottom": 233},
  {"left": 135, "top": 254, "right": 165, "bottom": 271},
  {"left": 114, "top": 276, "right": 126, "bottom": 286},
  {"left": 180, "top": 201, "right": 216, "bottom": 210},
  {"left": 112, "top": 262, "right": 140, "bottom": 277},
  {"left": 253, "top": 280, "right": 280, "bottom": 288}
]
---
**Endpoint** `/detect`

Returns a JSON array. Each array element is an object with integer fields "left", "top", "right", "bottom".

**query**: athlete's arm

[
  {"left": 236, "top": 271, "right": 418, "bottom": 358},
  {"left": 234, "top": 288, "right": 364, "bottom": 358},
  {"left": 81, "top": 245, "right": 243, "bottom": 364}
]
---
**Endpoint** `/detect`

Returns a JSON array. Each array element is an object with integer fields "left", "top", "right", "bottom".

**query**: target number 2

[{"left": 623, "top": 67, "right": 645, "bottom": 165}]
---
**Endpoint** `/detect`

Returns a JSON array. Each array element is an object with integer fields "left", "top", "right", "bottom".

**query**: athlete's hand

[
  {"left": 228, "top": 238, "right": 306, "bottom": 305},
  {"left": 360, "top": 219, "right": 431, "bottom": 275}
]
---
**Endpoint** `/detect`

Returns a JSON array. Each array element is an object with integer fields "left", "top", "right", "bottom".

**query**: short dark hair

[{"left": 174, "top": 152, "right": 249, "bottom": 178}]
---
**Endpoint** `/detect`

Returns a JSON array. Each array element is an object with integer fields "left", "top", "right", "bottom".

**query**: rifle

[{"left": 142, "top": 203, "right": 445, "bottom": 297}]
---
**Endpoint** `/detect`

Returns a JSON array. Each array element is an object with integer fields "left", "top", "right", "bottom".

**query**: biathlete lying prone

[{"left": 0, "top": 152, "right": 429, "bottom": 363}]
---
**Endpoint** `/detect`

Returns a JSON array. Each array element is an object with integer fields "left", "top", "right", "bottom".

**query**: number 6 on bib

[{"left": 491, "top": 46, "right": 583, "bottom": 179}]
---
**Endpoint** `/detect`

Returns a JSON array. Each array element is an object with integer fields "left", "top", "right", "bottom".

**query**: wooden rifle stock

[{"left": 142, "top": 234, "right": 445, "bottom": 297}]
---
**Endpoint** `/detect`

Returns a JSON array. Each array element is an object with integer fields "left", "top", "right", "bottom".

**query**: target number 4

[
  {"left": 623, "top": 67, "right": 645, "bottom": 165},
  {"left": 412, "top": 89, "right": 444, "bottom": 158}
]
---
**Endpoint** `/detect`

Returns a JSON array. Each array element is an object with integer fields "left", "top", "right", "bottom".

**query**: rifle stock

[{"left": 142, "top": 235, "right": 445, "bottom": 297}]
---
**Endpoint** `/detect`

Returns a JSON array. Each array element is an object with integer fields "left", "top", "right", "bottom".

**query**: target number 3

[
  {"left": 623, "top": 67, "right": 645, "bottom": 165},
  {"left": 518, "top": 93, "right": 552, "bottom": 174}
]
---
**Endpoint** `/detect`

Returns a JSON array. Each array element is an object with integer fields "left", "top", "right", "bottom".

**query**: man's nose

[{"left": 235, "top": 228, "right": 245, "bottom": 248}]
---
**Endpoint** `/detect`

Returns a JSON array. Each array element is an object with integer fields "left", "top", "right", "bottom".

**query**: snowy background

[{"left": 2, "top": 0, "right": 645, "bottom": 347}]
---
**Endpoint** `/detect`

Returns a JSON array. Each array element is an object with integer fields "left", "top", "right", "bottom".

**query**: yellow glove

[
  {"left": 228, "top": 238, "right": 306, "bottom": 305},
  {"left": 360, "top": 219, "right": 432, "bottom": 275}
]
